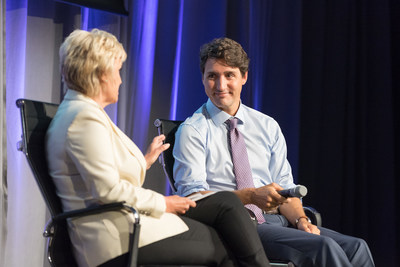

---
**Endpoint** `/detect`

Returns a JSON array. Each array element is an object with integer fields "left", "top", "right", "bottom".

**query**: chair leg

[{"left": 128, "top": 224, "right": 140, "bottom": 267}]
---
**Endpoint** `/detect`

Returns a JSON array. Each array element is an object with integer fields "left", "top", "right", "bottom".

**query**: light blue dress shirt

[{"left": 173, "top": 99, "right": 296, "bottom": 197}]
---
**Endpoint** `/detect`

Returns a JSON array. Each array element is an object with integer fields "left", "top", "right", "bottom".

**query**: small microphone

[{"left": 278, "top": 185, "right": 308, "bottom": 198}]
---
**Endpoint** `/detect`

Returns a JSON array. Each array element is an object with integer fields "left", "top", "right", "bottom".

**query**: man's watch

[{"left": 295, "top": 216, "right": 311, "bottom": 228}]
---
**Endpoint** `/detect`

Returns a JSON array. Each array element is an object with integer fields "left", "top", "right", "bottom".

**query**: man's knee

[
  {"left": 351, "top": 237, "right": 369, "bottom": 251},
  {"left": 346, "top": 237, "right": 374, "bottom": 266},
  {"left": 313, "top": 236, "right": 352, "bottom": 267}
]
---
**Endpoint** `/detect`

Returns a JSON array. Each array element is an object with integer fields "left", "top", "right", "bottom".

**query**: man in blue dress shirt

[{"left": 173, "top": 37, "right": 374, "bottom": 267}]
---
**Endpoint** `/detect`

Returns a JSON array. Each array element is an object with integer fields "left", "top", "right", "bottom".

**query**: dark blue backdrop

[{"left": 6, "top": 0, "right": 399, "bottom": 265}]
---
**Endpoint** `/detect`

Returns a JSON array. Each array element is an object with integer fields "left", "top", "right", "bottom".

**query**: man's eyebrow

[
  {"left": 205, "top": 70, "right": 217, "bottom": 75},
  {"left": 223, "top": 70, "right": 237, "bottom": 75}
]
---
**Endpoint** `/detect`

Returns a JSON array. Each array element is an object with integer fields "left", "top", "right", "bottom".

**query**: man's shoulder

[
  {"left": 242, "top": 104, "right": 278, "bottom": 125},
  {"left": 177, "top": 104, "right": 212, "bottom": 138},
  {"left": 181, "top": 104, "right": 209, "bottom": 126}
]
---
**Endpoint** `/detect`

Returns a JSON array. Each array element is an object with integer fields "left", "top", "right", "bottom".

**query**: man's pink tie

[{"left": 227, "top": 118, "right": 265, "bottom": 224}]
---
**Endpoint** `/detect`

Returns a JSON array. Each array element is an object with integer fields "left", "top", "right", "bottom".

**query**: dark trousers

[
  {"left": 100, "top": 191, "right": 269, "bottom": 267},
  {"left": 99, "top": 216, "right": 230, "bottom": 267},
  {"left": 184, "top": 191, "right": 269, "bottom": 267},
  {"left": 257, "top": 214, "right": 375, "bottom": 267}
]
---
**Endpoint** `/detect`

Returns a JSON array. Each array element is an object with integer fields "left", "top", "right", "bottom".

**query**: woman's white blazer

[{"left": 46, "top": 90, "right": 188, "bottom": 267}]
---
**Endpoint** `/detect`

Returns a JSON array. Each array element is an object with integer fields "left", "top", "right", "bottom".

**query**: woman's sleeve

[{"left": 66, "top": 109, "right": 166, "bottom": 218}]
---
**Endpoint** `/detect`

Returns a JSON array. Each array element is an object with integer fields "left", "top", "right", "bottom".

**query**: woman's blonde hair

[{"left": 59, "top": 29, "right": 127, "bottom": 97}]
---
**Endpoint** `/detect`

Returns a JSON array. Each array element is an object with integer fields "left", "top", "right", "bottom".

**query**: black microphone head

[{"left": 278, "top": 185, "right": 308, "bottom": 198}]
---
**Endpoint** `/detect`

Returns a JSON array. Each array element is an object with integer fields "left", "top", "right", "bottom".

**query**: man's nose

[{"left": 216, "top": 77, "right": 228, "bottom": 90}]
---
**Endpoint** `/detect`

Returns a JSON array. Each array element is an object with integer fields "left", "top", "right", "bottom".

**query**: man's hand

[
  {"left": 144, "top": 134, "right": 170, "bottom": 170},
  {"left": 235, "top": 183, "right": 288, "bottom": 212},
  {"left": 164, "top": 195, "right": 196, "bottom": 215},
  {"left": 279, "top": 197, "right": 320, "bottom": 235},
  {"left": 296, "top": 218, "right": 320, "bottom": 235},
  {"left": 252, "top": 183, "right": 289, "bottom": 211}
]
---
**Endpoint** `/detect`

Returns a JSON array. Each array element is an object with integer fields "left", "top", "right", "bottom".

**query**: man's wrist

[
  {"left": 295, "top": 216, "right": 311, "bottom": 228},
  {"left": 233, "top": 188, "right": 254, "bottom": 205}
]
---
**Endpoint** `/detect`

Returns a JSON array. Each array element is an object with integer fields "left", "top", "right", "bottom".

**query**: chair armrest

[
  {"left": 52, "top": 201, "right": 139, "bottom": 223},
  {"left": 303, "top": 206, "right": 322, "bottom": 227}
]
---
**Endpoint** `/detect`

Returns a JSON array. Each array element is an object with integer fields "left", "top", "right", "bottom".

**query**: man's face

[{"left": 202, "top": 58, "right": 247, "bottom": 116}]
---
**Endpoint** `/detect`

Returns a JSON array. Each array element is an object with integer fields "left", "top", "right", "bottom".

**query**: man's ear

[{"left": 242, "top": 71, "right": 248, "bottom": 85}]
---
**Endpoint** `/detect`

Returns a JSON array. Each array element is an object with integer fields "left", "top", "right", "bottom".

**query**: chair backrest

[
  {"left": 17, "top": 98, "right": 78, "bottom": 267},
  {"left": 16, "top": 98, "right": 62, "bottom": 216},
  {"left": 154, "top": 119, "right": 183, "bottom": 192}
]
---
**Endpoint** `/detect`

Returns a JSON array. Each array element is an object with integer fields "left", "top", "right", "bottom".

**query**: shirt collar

[{"left": 206, "top": 98, "right": 246, "bottom": 126}]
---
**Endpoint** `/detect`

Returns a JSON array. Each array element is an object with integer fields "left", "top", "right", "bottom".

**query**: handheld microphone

[{"left": 278, "top": 185, "right": 308, "bottom": 198}]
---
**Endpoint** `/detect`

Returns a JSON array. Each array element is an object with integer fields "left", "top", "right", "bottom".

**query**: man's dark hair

[{"left": 199, "top": 37, "right": 250, "bottom": 76}]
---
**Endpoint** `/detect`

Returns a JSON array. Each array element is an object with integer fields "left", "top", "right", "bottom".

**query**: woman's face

[{"left": 100, "top": 57, "right": 123, "bottom": 106}]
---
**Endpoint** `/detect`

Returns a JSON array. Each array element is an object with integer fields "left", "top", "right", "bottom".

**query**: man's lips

[{"left": 214, "top": 91, "right": 230, "bottom": 97}]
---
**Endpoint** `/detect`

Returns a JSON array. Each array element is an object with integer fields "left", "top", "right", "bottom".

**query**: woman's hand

[
  {"left": 144, "top": 135, "right": 170, "bottom": 170},
  {"left": 164, "top": 195, "right": 196, "bottom": 215}
]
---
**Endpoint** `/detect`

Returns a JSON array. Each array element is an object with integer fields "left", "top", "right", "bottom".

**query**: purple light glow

[
  {"left": 81, "top": 7, "right": 89, "bottom": 30},
  {"left": 170, "top": 0, "right": 184, "bottom": 120},
  {"left": 132, "top": 0, "right": 158, "bottom": 151}
]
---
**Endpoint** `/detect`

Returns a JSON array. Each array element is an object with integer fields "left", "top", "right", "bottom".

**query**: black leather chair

[
  {"left": 16, "top": 99, "right": 214, "bottom": 267},
  {"left": 154, "top": 118, "right": 324, "bottom": 267},
  {"left": 16, "top": 99, "right": 140, "bottom": 267}
]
